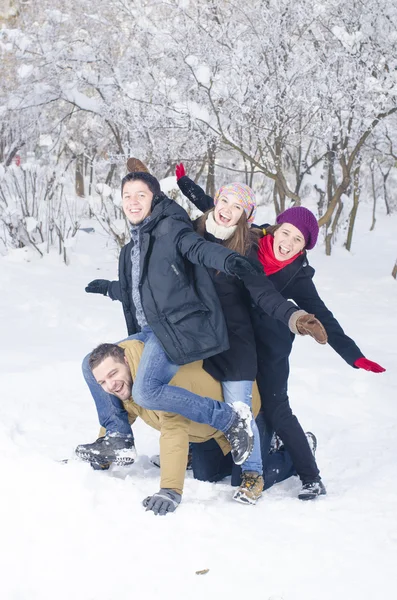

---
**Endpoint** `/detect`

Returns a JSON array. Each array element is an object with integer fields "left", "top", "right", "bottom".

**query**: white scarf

[{"left": 205, "top": 210, "right": 237, "bottom": 240}]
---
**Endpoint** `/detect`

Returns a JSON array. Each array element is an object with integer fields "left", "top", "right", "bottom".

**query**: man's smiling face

[
  {"left": 122, "top": 180, "right": 153, "bottom": 225},
  {"left": 92, "top": 356, "right": 133, "bottom": 401}
]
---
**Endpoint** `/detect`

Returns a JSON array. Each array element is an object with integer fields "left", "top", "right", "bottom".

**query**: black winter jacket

[
  {"left": 196, "top": 228, "right": 298, "bottom": 381},
  {"left": 108, "top": 194, "right": 237, "bottom": 365},
  {"left": 177, "top": 175, "right": 364, "bottom": 368}
]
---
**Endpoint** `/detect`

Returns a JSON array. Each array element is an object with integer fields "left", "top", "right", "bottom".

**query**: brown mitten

[
  {"left": 126, "top": 157, "right": 149, "bottom": 173},
  {"left": 289, "top": 310, "right": 328, "bottom": 345}
]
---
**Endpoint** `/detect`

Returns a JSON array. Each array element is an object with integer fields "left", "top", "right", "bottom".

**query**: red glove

[
  {"left": 175, "top": 163, "right": 186, "bottom": 180},
  {"left": 354, "top": 357, "right": 385, "bottom": 373}
]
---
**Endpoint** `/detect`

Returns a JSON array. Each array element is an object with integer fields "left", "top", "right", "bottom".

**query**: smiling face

[
  {"left": 92, "top": 356, "right": 133, "bottom": 401},
  {"left": 214, "top": 194, "right": 245, "bottom": 227},
  {"left": 122, "top": 180, "right": 153, "bottom": 225},
  {"left": 273, "top": 223, "right": 305, "bottom": 261}
]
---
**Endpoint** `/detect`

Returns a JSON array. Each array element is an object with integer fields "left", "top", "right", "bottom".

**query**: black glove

[
  {"left": 143, "top": 488, "right": 182, "bottom": 516},
  {"left": 85, "top": 279, "right": 110, "bottom": 296},
  {"left": 224, "top": 254, "right": 263, "bottom": 279}
]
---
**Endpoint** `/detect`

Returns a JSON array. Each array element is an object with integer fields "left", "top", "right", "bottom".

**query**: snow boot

[
  {"left": 233, "top": 471, "right": 264, "bottom": 505},
  {"left": 224, "top": 401, "right": 254, "bottom": 465},
  {"left": 298, "top": 480, "right": 326, "bottom": 501},
  {"left": 75, "top": 434, "right": 136, "bottom": 469}
]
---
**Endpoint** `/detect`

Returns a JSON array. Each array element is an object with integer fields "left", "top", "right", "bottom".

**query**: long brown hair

[{"left": 196, "top": 209, "right": 262, "bottom": 256}]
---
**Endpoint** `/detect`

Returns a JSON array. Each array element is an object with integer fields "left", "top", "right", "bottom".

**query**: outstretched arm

[
  {"left": 176, "top": 223, "right": 263, "bottom": 278},
  {"left": 176, "top": 163, "right": 215, "bottom": 213},
  {"left": 242, "top": 270, "right": 327, "bottom": 344},
  {"left": 290, "top": 272, "right": 384, "bottom": 369},
  {"left": 85, "top": 279, "right": 122, "bottom": 302}
]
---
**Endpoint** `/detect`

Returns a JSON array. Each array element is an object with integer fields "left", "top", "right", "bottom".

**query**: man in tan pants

[{"left": 76, "top": 338, "right": 261, "bottom": 515}]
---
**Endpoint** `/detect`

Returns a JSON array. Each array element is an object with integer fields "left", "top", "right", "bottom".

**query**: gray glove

[{"left": 143, "top": 488, "right": 182, "bottom": 516}]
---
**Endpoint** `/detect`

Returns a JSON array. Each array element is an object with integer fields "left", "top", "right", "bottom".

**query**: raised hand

[{"left": 175, "top": 163, "right": 186, "bottom": 180}]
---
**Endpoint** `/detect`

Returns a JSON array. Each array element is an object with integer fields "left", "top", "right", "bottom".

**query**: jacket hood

[{"left": 143, "top": 193, "right": 189, "bottom": 232}]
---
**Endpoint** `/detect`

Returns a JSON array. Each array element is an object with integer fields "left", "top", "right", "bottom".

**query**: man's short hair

[
  {"left": 121, "top": 171, "right": 161, "bottom": 196},
  {"left": 88, "top": 343, "right": 126, "bottom": 372}
]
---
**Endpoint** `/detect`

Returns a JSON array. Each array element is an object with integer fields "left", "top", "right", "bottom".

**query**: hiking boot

[
  {"left": 75, "top": 434, "right": 136, "bottom": 469},
  {"left": 305, "top": 431, "right": 317, "bottom": 457},
  {"left": 298, "top": 480, "right": 326, "bottom": 501},
  {"left": 224, "top": 401, "right": 254, "bottom": 465},
  {"left": 233, "top": 471, "right": 264, "bottom": 505}
]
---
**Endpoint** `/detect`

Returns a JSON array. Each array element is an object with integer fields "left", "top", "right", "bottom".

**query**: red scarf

[{"left": 257, "top": 233, "right": 302, "bottom": 276}]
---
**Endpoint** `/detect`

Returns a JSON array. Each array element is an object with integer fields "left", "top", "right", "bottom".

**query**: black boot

[
  {"left": 298, "top": 480, "right": 326, "bottom": 500},
  {"left": 75, "top": 434, "right": 136, "bottom": 469}
]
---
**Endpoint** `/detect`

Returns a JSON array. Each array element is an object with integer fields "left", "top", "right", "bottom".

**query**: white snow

[{"left": 0, "top": 207, "right": 396, "bottom": 600}]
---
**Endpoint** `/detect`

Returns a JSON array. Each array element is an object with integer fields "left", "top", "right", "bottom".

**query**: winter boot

[
  {"left": 224, "top": 401, "right": 254, "bottom": 465},
  {"left": 75, "top": 434, "right": 136, "bottom": 469},
  {"left": 233, "top": 471, "right": 264, "bottom": 505},
  {"left": 298, "top": 480, "right": 326, "bottom": 501}
]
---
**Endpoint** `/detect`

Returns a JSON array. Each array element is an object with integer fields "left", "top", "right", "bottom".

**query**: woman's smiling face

[
  {"left": 273, "top": 223, "right": 305, "bottom": 260},
  {"left": 214, "top": 194, "right": 244, "bottom": 227}
]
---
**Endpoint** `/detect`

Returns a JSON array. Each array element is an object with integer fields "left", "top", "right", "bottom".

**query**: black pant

[
  {"left": 254, "top": 314, "right": 321, "bottom": 484},
  {"left": 190, "top": 419, "right": 297, "bottom": 490}
]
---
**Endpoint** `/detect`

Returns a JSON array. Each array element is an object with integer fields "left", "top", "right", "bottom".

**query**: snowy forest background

[{"left": 1, "top": 0, "right": 397, "bottom": 270}]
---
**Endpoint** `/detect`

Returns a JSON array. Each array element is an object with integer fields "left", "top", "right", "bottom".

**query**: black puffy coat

[{"left": 108, "top": 194, "right": 237, "bottom": 365}]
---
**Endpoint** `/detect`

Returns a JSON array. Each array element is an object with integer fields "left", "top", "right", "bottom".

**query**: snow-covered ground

[{"left": 1, "top": 206, "right": 396, "bottom": 600}]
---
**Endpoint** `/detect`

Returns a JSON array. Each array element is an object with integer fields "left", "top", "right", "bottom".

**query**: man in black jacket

[{"left": 79, "top": 172, "right": 266, "bottom": 466}]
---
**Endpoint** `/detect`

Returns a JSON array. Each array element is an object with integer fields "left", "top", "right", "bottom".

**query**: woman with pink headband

[{"left": 175, "top": 166, "right": 327, "bottom": 504}]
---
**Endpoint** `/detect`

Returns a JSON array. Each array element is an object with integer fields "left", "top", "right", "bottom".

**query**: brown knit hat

[{"left": 126, "top": 158, "right": 149, "bottom": 173}]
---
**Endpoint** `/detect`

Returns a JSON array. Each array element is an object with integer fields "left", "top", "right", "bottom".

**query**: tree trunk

[
  {"left": 345, "top": 165, "right": 360, "bottom": 252},
  {"left": 325, "top": 200, "right": 343, "bottom": 256},
  {"left": 392, "top": 259, "right": 397, "bottom": 280},
  {"left": 370, "top": 163, "right": 377, "bottom": 232},
  {"left": 75, "top": 155, "right": 85, "bottom": 197},
  {"left": 382, "top": 175, "right": 391, "bottom": 215},
  {"left": 272, "top": 181, "right": 281, "bottom": 215},
  {"left": 206, "top": 138, "right": 216, "bottom": 197}
]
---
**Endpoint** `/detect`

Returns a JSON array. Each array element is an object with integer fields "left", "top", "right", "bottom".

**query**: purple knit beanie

[{"left": 276, "top": 206, "right": 319, "bottom": 250}]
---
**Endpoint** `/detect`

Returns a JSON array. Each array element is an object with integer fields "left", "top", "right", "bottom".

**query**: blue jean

[
  {"left": 82, "top": 327, "right": 236, "bottom": 435},
  {"left": 222, "top": 381, "right": 262, "bottom": 475}
]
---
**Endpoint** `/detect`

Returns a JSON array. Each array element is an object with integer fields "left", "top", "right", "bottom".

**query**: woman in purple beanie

[{"left": 176, "top": 165, "right": 385, "bottom": 500}]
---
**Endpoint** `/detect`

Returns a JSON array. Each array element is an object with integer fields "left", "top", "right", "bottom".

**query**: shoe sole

[
  {"left": 75, "top": 451, "right": 135, "bottom": 468},
  {"left": 233, "top": 491, "right": 261, "bottom": 505},
  {"left": 298, "top": 488, "right": 326, "bottom": 501}
]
